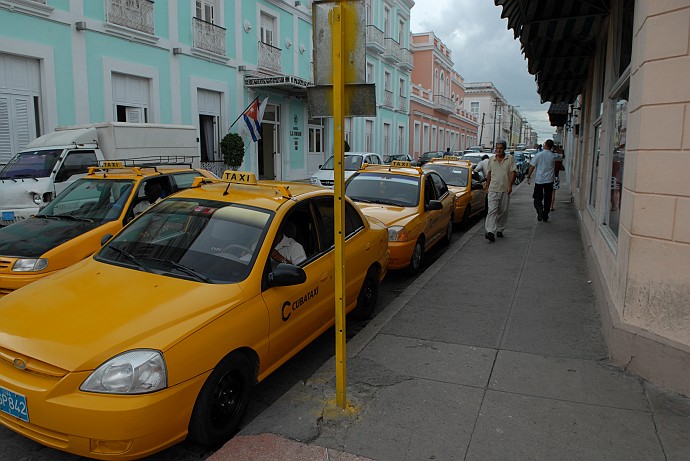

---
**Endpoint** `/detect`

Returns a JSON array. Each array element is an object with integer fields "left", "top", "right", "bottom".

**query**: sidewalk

[{"left": 209, "top": 181, "right": 690, "bottom": 461}]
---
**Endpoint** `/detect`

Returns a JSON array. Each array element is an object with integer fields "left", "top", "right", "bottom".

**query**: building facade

[
  {"left": 0, "top": 0, "right": 319, "bottom": 180},
  {"left": 407, "top": 32, "right": 478, "bottom": 159},
  {"left": 497, "top": 0, "right": 690, "bottom": 396},
  {"left": 464, "top": 81, "right": 509, "bottom": 148}
]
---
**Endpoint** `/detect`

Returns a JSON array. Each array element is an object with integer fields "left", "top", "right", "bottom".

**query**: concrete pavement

[{"left": 209, "top": 181, "right": 690, "bottom": 461}]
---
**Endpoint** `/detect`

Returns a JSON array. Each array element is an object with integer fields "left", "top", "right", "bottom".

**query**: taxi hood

[
  {"left": 0, "top": 259, "right": 244, "bottom": 372},
  {"left": 0, "top": 217, "right": 101, "bottom": 258},
  {"left": 355, "top": 202, "right": 419, "bottom": 228}
]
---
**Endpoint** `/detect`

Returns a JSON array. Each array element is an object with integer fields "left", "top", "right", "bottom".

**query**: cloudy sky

[{"left": 410, "top": 0, "right": 554, "bottom": 142}]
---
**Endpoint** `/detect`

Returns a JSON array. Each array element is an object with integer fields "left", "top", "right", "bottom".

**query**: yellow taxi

[
  {"left": 0, "top": 161, "right": 215, "bottom": 298},
  {"left": 0, "top": 171, "right": 388, "bottom": 460},
  {"left": 422, "top": 156, "right": 487, "bottom": 227},
  {"left": 345, "top": 160, "right": 454, "bottom": 274}
]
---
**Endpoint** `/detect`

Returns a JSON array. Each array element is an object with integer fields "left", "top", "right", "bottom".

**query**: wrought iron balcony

[
  {"left": 106, "top": 0, "right": 155, "bottom": 35},
  {"left": 192, "top": 17, "right": 226, "bottom": 56},
  {"left": 382, "top": 89, "right": 394, "bottom": 108},
  {"left": 258, "top": 41, "right": 282, "bottom": 73},
  {"left": 366, "top": 25, "right": 385, "bottom": 54},
  {"left": 433, "top": 94, "right": 454, "bottom": 114}
]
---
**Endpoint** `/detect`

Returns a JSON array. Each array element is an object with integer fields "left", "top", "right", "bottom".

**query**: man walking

[
  {"left": 526, "top": 139, "right": 564, "bottom": 222},
  {"left": 485, "top": 141, "right": 516, "bottom": 242}
]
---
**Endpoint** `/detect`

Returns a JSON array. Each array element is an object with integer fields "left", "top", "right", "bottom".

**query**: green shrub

[{"left": 220, "top": 133, "right": 245, "bottom": 170}]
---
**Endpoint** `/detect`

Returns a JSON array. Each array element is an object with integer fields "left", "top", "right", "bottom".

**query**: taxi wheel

[
  {"left": 442, "top": 218, "right": 453, "bottom": 246},
  {"left": 461, "top": 206, "right": 472, "bottom": 229},
  {"left": 188, "top": 352, "right": 254, "bottom": 446},
  {"left": 350, "top": 266, "right": 379, "bottom": 320},
  {"left": 406, "top": 239, "right": 424, "bottom": 275}
]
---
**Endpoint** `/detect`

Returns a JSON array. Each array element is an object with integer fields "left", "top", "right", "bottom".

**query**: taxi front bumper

[
  {"left": 387, "top": 239, "right": 417, "bottom": 270},
  {"left": 0, "top": 366, "right": 209, "bottom": 460}
]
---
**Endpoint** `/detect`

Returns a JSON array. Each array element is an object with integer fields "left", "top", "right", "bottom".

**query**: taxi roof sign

[
  {"left": 222, "top": 170, "right": 258, "bottom": 184},
  {"left": 102, "top": 161, "right": 125, "bottom": 168},
  {"left": 391, "top": 160, "right": 412, "bottom": 167},
  {"left": 442, "top": 155, "right": 459, "bottom": 160}
]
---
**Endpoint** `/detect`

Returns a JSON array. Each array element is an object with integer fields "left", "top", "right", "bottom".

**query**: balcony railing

[
  {"left": 433, "top": 94, "right": 454, "bottom": 114},
  {"left": 258, "top": 41, "right": 282, "bottom": 73},
  {"left": 398, "top": 95, "right": 408, "bottom": 113},
  {"left": 383, "top": 89, "right": 394, "bottom": 108},
  {"left": 399, "top": 48, "right": 413, "bottom": 70},
  {"left": 383, "top": 38, "right": 400, "bottom": 64},
  {"left": 106, "top": 0, "right": 155, "bottom": 35},
  {"left": 366, "top": 25, "right": 385, "bottom": 53},
  {"left": 192, "top": 17, "right": 226, "bottom": 56}
]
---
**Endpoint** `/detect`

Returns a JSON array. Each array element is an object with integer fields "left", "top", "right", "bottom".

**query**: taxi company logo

[
  {"left": 281, "top": 287, "right": 319, "bottom": 321},
  {"left": 13, "top": 358, "right": 27, "bottom": 370}
]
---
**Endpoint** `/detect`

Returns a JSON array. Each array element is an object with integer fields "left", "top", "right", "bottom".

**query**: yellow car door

[{"left": 262, "top": 200, "right": 335, "bottom": 368}]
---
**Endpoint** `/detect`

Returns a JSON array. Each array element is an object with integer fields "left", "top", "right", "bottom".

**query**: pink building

[{"left": 408, "top": 32, "right": 479, "bottom": 160}]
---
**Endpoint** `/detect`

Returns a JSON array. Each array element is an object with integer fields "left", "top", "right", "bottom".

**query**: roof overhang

[{"left": 494, "top": 0, "right": 609, "bottom": 104}]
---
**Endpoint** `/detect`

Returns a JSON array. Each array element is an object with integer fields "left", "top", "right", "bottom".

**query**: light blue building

[{"left": 0, "top": 0, "right": 410, "bottom": 179}]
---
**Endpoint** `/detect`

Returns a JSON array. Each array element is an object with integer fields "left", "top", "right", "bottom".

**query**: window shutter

[
  {"left": 0, "top": 96, "right": 11, "bottom": 163},
  {"left": 13, "top": 95, "right": 31, "bottom": 151}
]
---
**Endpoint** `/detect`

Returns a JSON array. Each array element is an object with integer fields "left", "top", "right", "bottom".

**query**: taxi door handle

[
  {"left": 364, "top": 242, "right": 371, "bottom": 251},
  {"left": 321, "top": 272, "right": 330, "bottom": 282}
]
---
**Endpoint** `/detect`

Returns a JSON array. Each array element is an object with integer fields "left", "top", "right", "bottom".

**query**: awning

[
  {"left": 494, "top": 0, "right": 609, "bottom": 104},
  {"left": 243, "top": 74, "right": 313, "bottom": 97},
  {"left": 547, "top": 101, "right": 569, "bottom": 127}
]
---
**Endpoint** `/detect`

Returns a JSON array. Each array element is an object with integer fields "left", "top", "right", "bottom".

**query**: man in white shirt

[
  {"left": 133, "top": 181, "right": 163, "bottom": 216},
  {"left": 526, "top": 139, "right": 564, "bottom": 222},
  {"left": 271, "top": 221, "right": 306, "bottom": 265}
]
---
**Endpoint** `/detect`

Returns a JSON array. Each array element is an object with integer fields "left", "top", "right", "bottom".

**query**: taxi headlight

[
  {"left": 388, "top": 226, "right": 408, "bottom": 242},
  {"left": 81, "top": 349, "right": 167, "bottom": 394},
  {"left": 12, "top": 258, "right": 48, "bottom": 272},
  {"left": 31, "top": 192, "right": 42, "bottom": 205}
]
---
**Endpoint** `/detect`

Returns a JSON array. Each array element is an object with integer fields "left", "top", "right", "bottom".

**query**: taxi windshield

[
  {"left": 37, "top": 178, "right": 135, "bottom": 223},
  {"left": 346, "top": 173, "right": 420, "bottom": 207},
  {"left": 321, "top": 155, "right": 363, "bottom": 171},
  {"left": 422, "top": 164, "right": 469, "bottom": 187},
  {"left": 96, "top": 198, "right": 272, "bottom": 284}
]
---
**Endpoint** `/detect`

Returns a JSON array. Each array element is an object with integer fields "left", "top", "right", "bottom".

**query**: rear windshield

[
  {"left": 321, "top": 155, "right": 364, "bottom": 171},
  {"left": 346, "top": 172, "right": 420, "bottom": 207},
  {"left": 423, "top": 164, "right": 469, "bottom": 187},
  {"left": 0, "top": 149, "right": 62, "bottom": 179}
]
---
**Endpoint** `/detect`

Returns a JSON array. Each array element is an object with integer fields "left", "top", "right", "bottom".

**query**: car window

[
  {"left": 428, "top": 172, "right": 447, "bottom": 198},
  {"left": 97, "top": 199, "right": 272, "bottom": 284},
  {"left": 345, "top": 202, "right": 364, "bottom": 236},
  {"left": 423, "top": 175, "right": 436, "bottom": 203},
  {"left": 346, "top": 172, "right": 420, "bottom": 207},
  {"left": 313, "top": 198, "right": 364, "bottom": 249},
  {"left": 423, "top": 164, "right": 469, "bottom": 187},
  {"left": 277, "top": 201, "right": 320, "bottom": 263},
  {"left": 55, "top": 151, "right": 98, "bottom": 182},
  {"left": 171, "top": 171, "right": 204, "bottom": 189},
  {"left": 37, "top": 178, "right": 135, "bottom": 223}
]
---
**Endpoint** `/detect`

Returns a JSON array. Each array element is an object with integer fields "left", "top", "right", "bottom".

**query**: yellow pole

[{"left": 332, "top": 1, "right": 347, "bottom": 409}]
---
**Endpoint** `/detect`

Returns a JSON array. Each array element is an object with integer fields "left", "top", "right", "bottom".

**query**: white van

[
  {"left": 309, "top": 152, "right": 383, "bottom": 187},
  {"left": 0, "top": 122, "right": 199, "bottom": 226}
]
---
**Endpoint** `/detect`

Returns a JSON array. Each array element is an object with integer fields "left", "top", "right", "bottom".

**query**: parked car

[
  {"left": 418, "top": 151, "right": 445, "bottom": 166},
  {"left": 0, "top": 171, "right": 389, "bottom": 459},
  {"left": 383, "top": 154, "right": 416, "bottom": 165},
  {"left": 511, "top": 151, "right": 528, "bottom": 183},
  {"left": 422, "top": 158, "right": 487, "bottom": 227},
  {"left": 0, "top": 161, "right": 215, "bottom": 297},
  {"left": 346, "top": 162, "right": 454, "bottom": 274},
  {"left": 310, "top": 152, "right": 383, "bottom": 187},
  {"left": 461, "top": 152, "right": 487, "bottom": 166}
]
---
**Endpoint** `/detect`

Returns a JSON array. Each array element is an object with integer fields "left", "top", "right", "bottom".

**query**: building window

[
  {"left": 196, "top": 0, "right": 216, "bottom": 23},
  {"left": 366, "top": 62, "right": 374, "bottom": 83},
  {"left": 470, "top": 101, "right": 479, "bottom": 116},
  {"left": 414, "top": 122, "right": 421, "bottom": 155},
  {"left": 383, "top": 122, "right": 391, "bottom": 155},
  {"left": 344, "top": 117, "right": 352, "bottom": 146},
  {"left": 112, "top": 73, "right": 150, "bottom": 123},
  {"left": 260, "top": 12, "right": 275, "bottom": 46},
  {"left": 398, "top": 125, "right": 404, "bottom": 154},
  {"left": 384, "top": 71, "right": 391, "bottom": 91},
  {"left": 365, "top": 120, "right": 373, "bottom": 152},
  {"left": 383, "top": 6, "right": 390, "bottom": 37},
  {"left": 399, "top": 78, "right": 405, "bottom": 96},
  {"left": 588, "top": 123, "right": 601, "bottom": 209},
  {"left": 398, "top": 18, "right": 405, "bottom": 45}
]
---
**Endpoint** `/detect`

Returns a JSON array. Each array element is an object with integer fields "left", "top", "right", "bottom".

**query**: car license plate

[
  {"left": 0, "top": 386, "right": 29, "bottom": 422},
  {"left": 1, "top": 211, "right": 15, "bottom": 221}
]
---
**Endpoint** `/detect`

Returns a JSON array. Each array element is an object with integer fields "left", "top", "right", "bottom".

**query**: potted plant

[{"left": 220, "top": 132, "right": 245, "bottom": 170}]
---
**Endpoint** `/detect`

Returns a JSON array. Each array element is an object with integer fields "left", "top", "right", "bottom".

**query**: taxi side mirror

[
  {"left": 425, "top": 200, "right": 443, "bottom": 211},
  {"left": 101, "top": 234, "right": 113, "bottom": 246},
  {"left": 268, "top": 263, "right": 307, "bottom": 287}
]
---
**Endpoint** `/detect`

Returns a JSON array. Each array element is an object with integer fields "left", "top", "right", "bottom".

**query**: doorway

[{"left": 258, "top": 103, "right": 280, "bottom": 179}]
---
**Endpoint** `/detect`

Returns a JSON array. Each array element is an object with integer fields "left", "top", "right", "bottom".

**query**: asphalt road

[{"left": 0, "top": 222, "right": 475, "bottom": 461}]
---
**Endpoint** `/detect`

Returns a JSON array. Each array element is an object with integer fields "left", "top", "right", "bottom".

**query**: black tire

[
  {"left": 188, "top": 353, "right": 254, "bottom": 446},
  {"left": 482, "top": 196, "right": 489, "bottom": 217},
  {"left": 350, "top": 266, "right": 379, "bottom": 320},
  {"left": 406, "top": 238, "right": 424, "bottom": 275},
  {"left": 442, "top": 217, "right": 453, "bottom": 246}
]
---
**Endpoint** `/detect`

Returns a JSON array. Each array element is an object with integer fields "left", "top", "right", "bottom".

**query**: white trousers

[{"left": 485, "top": 191, "right": 510, "bottom": 234}]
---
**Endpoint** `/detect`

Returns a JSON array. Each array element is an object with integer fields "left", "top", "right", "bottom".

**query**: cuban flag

[{"left": 240, "top": 97, "right": 268, "bottom": 142}]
